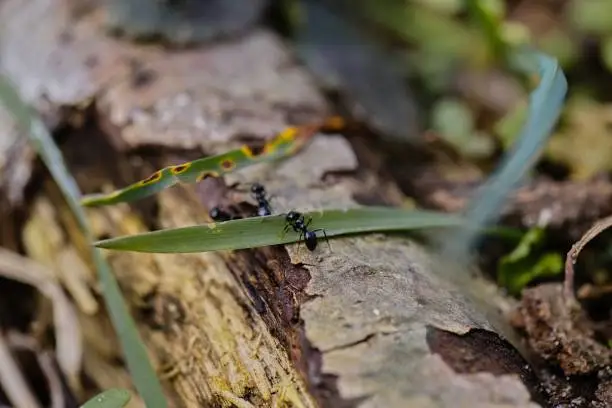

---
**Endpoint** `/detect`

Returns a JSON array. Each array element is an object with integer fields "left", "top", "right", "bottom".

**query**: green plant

[{"left": 498, "top": 227, "right": 563, "bottom": 295}]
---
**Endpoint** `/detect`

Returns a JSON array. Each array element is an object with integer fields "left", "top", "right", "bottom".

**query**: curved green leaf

[
  {"left": 94, "top": 207, "right": 466, "bottom": 253},
  {"left": 80, "top": 117, "right": 344, "bottom": 207},
  {"left": 81, "top": 389, "right": 131, "bottom": 408},
  {"left": 443, "top": 48, "right": 567, "bottom": 257}
]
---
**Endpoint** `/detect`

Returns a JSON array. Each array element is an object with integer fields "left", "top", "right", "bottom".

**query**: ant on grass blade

[{"left": 283, "top": 210, "right": 331, "bottom": 252}]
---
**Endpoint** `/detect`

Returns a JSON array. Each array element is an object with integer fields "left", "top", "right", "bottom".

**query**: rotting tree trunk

[{"left": 0, "top": 1, "right": 546, "bottom": 407}]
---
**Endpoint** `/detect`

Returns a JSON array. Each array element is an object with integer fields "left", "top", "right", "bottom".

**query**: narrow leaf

[
  {"left": 95, "top": 207, "right": 466, "bottom": 253},
  {"left": 81, "top": 117, "right": 344, "bottom": 207}
]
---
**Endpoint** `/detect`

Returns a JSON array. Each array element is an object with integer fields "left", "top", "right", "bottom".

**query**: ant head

[
  {"left": 286, "top": 211, "right": 300, "bottom": 222},
  {"left": 251, "top": 183, "right": 264, "bottom": 194},
  {"left": 209, "top": 207, "right": 221, "bottom": 217}
]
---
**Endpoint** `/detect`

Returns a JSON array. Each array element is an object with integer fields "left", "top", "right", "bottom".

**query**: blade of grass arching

[
  {"left": 465, "top": 0, "right": 510, "bottom": 63},
  {"left": 94, "top": 207, "right": 467, "bottom": 253},
  {"left": 441, "top": 48, "right": 567, "bottom": 259},
  {"left": 80, "top": 116, "right": 344, "bottom": 207},
  {"left": 80, "top": 389, "right": 131, "bottom": 408},
  {"left": 0, "top": 76, "right": 168, "bottom": 408}
]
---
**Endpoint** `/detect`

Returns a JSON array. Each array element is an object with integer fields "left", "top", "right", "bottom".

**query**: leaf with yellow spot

[{"left": 80, "top": 117, "right": 344, "bottom": 207}]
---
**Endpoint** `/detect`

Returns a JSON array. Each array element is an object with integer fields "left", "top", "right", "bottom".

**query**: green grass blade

[
  {"left": 0, "top": 77, "right": 168, "bottom": 407},
  {"left": 94, "top": 207, "right": 466, "bottom": 253},
  {"left": 443, "top": 48, "right": 567, "bottom": 257},
  {"left": 80, "top": 389, "right": 131, "bottom": 408},
  {"left": 465, "top": 0, "right": 509, "bottom": 63},
  {"left": 80, "top": 117, "right": 344, "bottom": 207}
]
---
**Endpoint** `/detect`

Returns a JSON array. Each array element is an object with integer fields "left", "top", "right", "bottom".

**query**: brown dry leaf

[
  {"left": 564, "top": 213, "right": 612, "bottom": 303},
  {"left": 7, "top": 332, "right": 66, "bottom": 408},
  {"left": 0, "top": 333, "right": 41, "bottom": 408},
  {"left": 546, "top": 98, "right": 612, "bottom": 180}
]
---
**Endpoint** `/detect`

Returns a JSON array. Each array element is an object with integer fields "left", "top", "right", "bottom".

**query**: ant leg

[
  {"left": 312, "top": 228, "right": 332, "bottom": 251},
  {"left": 303, "top": 217, "right": 313, "bottom": 230},
  {"left": 321, "top": 229, "right": 332, "bottom": 251},
  {"left": 281, "top": 223, "right": 290, "bottom": 239},
  {"left": 266, "top": 195, "right": 276, "bottom": 214}
]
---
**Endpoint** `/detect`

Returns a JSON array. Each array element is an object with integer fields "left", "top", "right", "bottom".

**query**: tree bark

[{"left": 0, "top": 0, "right": 545, "bottom": 407}]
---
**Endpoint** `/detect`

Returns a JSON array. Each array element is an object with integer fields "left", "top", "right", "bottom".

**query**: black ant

[
  {"left": 209, "top": 206, "right": 242, "bottom": 222},
  {"left": 283, "top": 210, "right": 330, "bottom": 252},
  {"left": 250, "top": 182, "right": 273, "bottom": 217},
  {"left": 210, "top": 182, "right": 273, "bottom": 222}
]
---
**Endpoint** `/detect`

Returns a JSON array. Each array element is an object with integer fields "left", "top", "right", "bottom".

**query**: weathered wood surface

[{"left": 0, "top": 0, "right": 544, "bottom": 407}]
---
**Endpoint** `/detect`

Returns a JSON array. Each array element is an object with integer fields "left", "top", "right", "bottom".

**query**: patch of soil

[{"left": 511, "top": 283, "right": 612, "bottom": 407}]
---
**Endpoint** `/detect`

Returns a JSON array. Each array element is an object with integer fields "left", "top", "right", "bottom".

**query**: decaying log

[{"left": 0, "top": 0, "right": 546, "bottom": 407}]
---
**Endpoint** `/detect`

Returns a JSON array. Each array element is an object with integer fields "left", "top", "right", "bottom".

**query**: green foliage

[
  {"left": 538, "top": 29, "right": 578, "bottom": 69},
  {"left": 412, "top": 0, "right": 463, "bottom": 14},
  {"left": 465, "top": 0, "right": 509, "bottom": 62},
  {"left": 432, "top": 97, "right": 494, "bottom": 158},
  {"left": 94, "top": 207, "right": 466, "bottom": 254},
  {"left": 546, "top": 97, "right": 612, "bottom": 180},
  {"left": 497, "top": 227, "right": 563, "bottom": 295},
  {"left": 363, "top": 0, "right": 477, "bottom": 54},
  {"left": 80, "top": 389, "right": 131, "bottom": 408},
  {"left": 0, "top": 77, "right": 167, "bottom": 408},
  {"left": 569, "top": 0, "right": 612, "bottom": 35}
]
